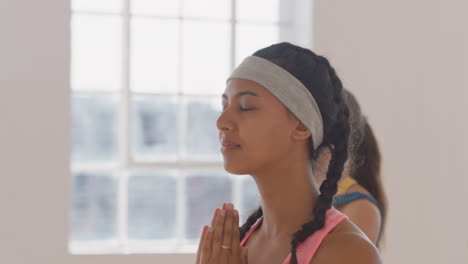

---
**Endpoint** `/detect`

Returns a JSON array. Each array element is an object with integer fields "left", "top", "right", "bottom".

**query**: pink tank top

[{"left": 240, "top": 207, "right": 348, "bottom": 264}]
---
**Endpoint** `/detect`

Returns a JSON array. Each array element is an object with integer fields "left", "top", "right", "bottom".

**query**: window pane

[
  {"left": 131, "top": 18, "right": 179, "bottom": 94},
  {"left": 185, "top": 173, "right": 232, "bottom": 239},
  {"left": 237, "top": 0, "right": 280, "bottom": 23},
  {"left": 182, "top": 21, "right": 230, "bottom": 95},
  {"left": 131, "top": 0, "right": 179, "bottom": 16},
  {"left": 235, "top": 23, "right": 279, "bottom": 65},
  {"left": 183, "top": 97, "right": 222, "bottom": 161},
  {"left": 182, "top": 0, "right": 231, "bottom": 20},
  {"left": 71, "top": 14, "right": 122, "bottom": 92},
  {"left": 239, "top": 176, "right": 260, "bottom": 223},
  {"left": 128, "top": 171, "right": 177, "bottom": 240},
  {"left": 72, "top": 93, "right": 119, "bottom": 162},
  {"left": 132, "top": 95, "right": 178, "bottom": 161},
  {"left": 70, "top": 172, "right": 117, "bottom": 240},
  {"left": 72, "top": 0, "right": 122, "bottom": 13}
]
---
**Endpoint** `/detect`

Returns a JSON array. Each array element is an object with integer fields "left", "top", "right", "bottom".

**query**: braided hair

[{"left": 239, "top": 43, "right": 350, "bottom": 264}]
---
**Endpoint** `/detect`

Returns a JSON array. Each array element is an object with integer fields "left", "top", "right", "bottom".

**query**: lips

[{"left": 220, "top": 138, "right": 240, "bottom": 152}]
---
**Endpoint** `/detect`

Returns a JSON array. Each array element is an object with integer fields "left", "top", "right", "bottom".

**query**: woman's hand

[{"left": 196, "top": 203, "right": 248, "bottom": 264}]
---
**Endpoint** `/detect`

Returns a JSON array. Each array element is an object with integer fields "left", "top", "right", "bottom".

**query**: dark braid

[
  {"left": 290, "top": 56, "right": 350, "bottom": 264},
  {"left": 240, "top": 206, "right": 263, "bottom": 240},
  {"left": 239, "top": 43, "right": 350, "bottom": 263}
]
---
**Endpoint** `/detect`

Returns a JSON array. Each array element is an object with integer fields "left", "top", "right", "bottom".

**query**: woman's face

[{"left": 217, "top": 78, "right": 303, "bottom": 175}]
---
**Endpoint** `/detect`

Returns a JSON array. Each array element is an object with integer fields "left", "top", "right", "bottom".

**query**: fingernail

[
  {"left": 228, "top": 203, "right": 234, "bottom": 210},
  {"left": 208, "top": 227, "right": 213, "bottom": 233},
  {"left": 234, "top": 210, "right": 238, "bottom": 216},
  {"left": 220, "top": 209, "right": 226, "bottom": 216}
]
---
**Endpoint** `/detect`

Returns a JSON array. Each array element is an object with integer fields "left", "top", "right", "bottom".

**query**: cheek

[
  {"left": 223, "top": 111, "right": 293, "bottom": 174},
  {"left": 242, "top": 119, "right": 292, "bottom": 160}
]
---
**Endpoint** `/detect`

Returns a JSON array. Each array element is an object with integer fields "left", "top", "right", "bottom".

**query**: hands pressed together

[{"left": 196, "top": 203, "right": 248, "bottom": 264}]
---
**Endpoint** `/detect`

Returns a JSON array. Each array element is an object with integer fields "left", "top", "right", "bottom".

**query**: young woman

[
  {"left": 313, "top": 90, "right": 387, "bottom": 246},
  {"left": 196, "top": 43, "right": 381, "bottom": 264}
]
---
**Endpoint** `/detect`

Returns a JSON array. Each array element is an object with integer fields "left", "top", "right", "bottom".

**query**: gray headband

[{"left": 227, "top": 56, "right": 324, "bottom": 149}]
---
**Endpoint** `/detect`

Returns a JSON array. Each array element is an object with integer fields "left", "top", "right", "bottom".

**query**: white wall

[{"left": 313, "top": 0, "right": 468, "bottom": 263}]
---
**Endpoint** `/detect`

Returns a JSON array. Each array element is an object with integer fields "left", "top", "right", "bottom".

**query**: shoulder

[
  {"left": 338, "top": 183, "right": 382, "bottom": 225},
  {"left": 310, "top": 220, "right": 382, "bottom": 264},
  {"left": 336, "top": 186, "right": 382, "bottom": 243},
  {"left": 337, "top": 196, "right": 381, "bottom": 224}
]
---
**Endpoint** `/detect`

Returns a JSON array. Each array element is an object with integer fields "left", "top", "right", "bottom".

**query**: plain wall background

[
  {"left": 0, "top": 0, "right": 466, "bottom": 263},
  {"left": 313, "top": 0, "right": 468, "bottom": 263},
  {"left": 0, "top": 0, "right": 70, "bottom": 262}
]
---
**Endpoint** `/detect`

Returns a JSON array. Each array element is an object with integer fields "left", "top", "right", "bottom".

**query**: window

[{"left": 70, "top": 0, "right": 312, "bottom": 254}]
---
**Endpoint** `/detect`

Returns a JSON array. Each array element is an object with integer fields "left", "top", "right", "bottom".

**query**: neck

[{"left": 251, "top": 155, "right": 320, "bottom": 239}]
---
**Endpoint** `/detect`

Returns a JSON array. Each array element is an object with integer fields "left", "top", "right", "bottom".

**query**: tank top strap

[
  {"left": 240, "top": 217, "right": 263, "bottom": 247},
  {"left": 239, "top": 208, "right": 348, "bottom": 264},
  {"left": 333, "top": 192, "right": 384, "bottom": 242},
  {"left": 282, "top": 207, "right": 348, "bottom": 264},
  {"left": 333, "top": 192, "right": 380, "bottom": 208}
]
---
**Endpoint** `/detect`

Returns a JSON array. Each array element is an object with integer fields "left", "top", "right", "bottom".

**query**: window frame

[{"left": 69, "top": 0, "right": 313, "bottom": 257}]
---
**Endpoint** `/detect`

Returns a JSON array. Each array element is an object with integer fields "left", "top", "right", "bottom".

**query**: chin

[{"left": 223, "top": 159, "right": 251, "bottom": 175}]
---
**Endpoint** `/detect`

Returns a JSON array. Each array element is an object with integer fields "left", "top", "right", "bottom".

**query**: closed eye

[
  {"left": 240, "top": 107, "right": 254, "bottom": 111},
  {"left": 220, "top": 107, "right": 255, "bottom": 113}
]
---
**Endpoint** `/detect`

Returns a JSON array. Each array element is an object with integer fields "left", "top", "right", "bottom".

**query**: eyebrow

[{"left": 222, "top": 91, "right": 259, "bottom": 100}]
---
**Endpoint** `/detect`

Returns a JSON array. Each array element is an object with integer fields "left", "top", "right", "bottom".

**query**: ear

[{"left": 291, "top": 121, "right": 312, "bottom": 141}]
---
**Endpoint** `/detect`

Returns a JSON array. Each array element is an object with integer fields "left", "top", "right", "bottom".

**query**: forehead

[{"left": 224, "top": 78, "right": 267, "bottom": 97}]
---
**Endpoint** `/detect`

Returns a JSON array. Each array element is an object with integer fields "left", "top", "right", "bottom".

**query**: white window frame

[{"left": 69, "top": 0, "right": 313, "bottom": 259}]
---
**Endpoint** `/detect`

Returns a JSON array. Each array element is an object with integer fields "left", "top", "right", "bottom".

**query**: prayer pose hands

[{"left": 196, "top": 203, "right": 248, "bottom": 264}]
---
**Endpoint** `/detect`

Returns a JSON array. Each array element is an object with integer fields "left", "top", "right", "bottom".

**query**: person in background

[{"left": 313, "top": 89, "right": 387, "bottom": 247}]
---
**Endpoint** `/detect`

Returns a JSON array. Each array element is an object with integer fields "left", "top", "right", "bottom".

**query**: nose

[{"left": 216, "top": 107, "right": 235, "bottom": 133}]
